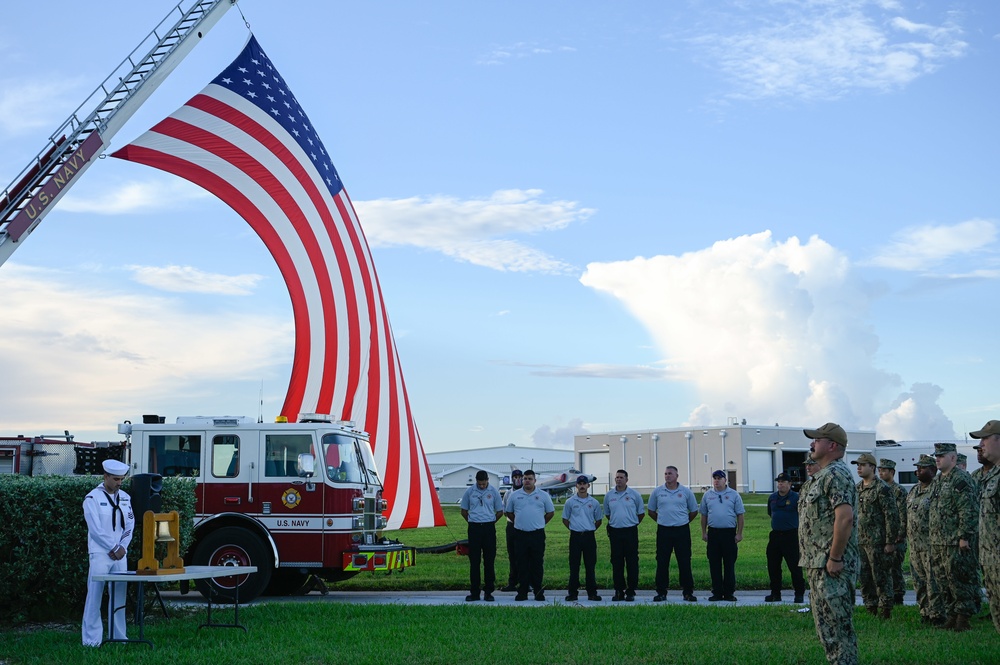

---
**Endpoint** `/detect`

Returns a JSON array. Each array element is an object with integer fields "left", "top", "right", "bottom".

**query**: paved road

[{"left": 160, "top": 588, "right": 918, "bottom": 608}]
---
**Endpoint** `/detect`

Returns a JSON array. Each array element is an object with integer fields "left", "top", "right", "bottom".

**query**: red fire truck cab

[{"left": 120, "top": 413, "right": 414, "bottom": 601}]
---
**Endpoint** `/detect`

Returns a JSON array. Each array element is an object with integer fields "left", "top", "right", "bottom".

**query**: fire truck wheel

[
  {"left": 192, "top": 527, "right": 273, "bottom": 603},
  {"left": 265, "top": 569, "right": 312, "bottom": 596}
]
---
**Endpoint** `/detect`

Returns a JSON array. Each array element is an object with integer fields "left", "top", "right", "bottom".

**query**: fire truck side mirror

[{"left": 297, "top": 453, "right": 316, "bottom": 478}]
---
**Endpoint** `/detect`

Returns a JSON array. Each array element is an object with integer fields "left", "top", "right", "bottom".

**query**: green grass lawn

[
  {"left": 0, "top": 497, "right": 989, "bottom": 664},
  {"left": 1, "top": 603, "right": 996, "bottom": 665},
  {"left": 340, "top": 495, "right": 898, "bottom": 592}
]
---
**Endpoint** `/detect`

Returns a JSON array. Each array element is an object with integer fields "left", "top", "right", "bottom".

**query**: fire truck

[{"left": 120, "top": 413, "right": 414, "bottom": 602}]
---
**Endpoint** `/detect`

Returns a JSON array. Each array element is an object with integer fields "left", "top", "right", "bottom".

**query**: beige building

[{"left": 574, "top": 422, "right": 875, "bottom": 495}]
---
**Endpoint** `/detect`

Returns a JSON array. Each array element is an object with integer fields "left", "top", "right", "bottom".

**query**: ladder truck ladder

[{"left": 0, "top": 0, "right": 237, "bottom": 268}]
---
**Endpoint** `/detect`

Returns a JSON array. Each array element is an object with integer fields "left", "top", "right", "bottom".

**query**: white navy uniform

[{"left": 81, "top": 476, "right": 135, "bottom": 646}]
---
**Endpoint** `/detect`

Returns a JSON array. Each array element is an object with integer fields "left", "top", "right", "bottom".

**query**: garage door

[
  {"left": 747, "top": 449, "right": 775, "bottom": 493},
  {"left": 581, "top": 452, "right": 610, "bottom": 495}
]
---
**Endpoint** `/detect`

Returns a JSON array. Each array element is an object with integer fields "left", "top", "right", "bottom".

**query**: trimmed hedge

[{"left": 0, "top": 474, "right": 196, "bottom": 624}]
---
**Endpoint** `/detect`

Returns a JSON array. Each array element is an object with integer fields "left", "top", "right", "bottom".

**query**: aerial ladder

[{"left": 0, "top": 0, "right": 237, "bottom": 268}]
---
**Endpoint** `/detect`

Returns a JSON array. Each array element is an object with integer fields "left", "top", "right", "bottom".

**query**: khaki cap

[
  {"left": 969, "top": 420, "right": 1000, "bottom": 439},
  {"left": 803, "top": 422, "right": 848, "bottom": 447},
  {"left": 851, "top": 452, "right": 877, "bottom": 466}
]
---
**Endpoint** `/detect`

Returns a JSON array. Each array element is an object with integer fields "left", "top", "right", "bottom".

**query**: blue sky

[{"left": 1, "top": 0, "right": 998, "bottom": 450}]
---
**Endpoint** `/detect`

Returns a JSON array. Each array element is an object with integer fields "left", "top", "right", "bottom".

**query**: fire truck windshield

[{"left": 323, "top": 433, "right": 380, "bottom": 487}]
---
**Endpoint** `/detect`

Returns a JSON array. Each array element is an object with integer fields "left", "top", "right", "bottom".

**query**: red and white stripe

[{"left": 113, "top": 81, "right": 443, "bottom": 529}]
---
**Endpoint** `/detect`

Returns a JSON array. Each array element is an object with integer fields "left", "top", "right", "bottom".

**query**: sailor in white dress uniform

[{"left": 81, "top": 458, "right": 135, "bottom": 646}]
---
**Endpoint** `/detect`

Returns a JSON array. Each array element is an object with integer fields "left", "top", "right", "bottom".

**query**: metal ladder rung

[{"left": 1, "top": 0, "right": 234, "bottom": 253}]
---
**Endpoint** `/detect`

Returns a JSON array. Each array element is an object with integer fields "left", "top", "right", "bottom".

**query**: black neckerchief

[{"left": 102, "top": 490, "right": 124, "bottom": 532}]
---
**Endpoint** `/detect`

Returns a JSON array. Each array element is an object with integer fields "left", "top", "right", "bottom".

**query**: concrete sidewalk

[{"left": 160, "top": 588, "right": 918, "bottom": 608}]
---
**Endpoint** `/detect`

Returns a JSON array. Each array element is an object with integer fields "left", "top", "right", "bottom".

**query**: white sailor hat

[{"left": 102, "top": 459, "right": 130, "bottom": 476}]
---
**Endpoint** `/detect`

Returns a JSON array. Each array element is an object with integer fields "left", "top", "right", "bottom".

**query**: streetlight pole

[
  {"left": 652, "top": 433, "right": 660, "bottom": 484},
  {"left": 720, "top": 429, "right": 728, "bottom": 484},
  {"left": 620, "top": 435, "right": 627, "bottom": 470},
  {"left": 684, "top": 431, "right": 692, "bottom": 485}
]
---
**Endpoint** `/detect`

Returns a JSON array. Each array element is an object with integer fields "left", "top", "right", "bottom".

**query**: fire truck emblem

[{"left": 281, "top": 488, "right": 302, "bottom": 509}]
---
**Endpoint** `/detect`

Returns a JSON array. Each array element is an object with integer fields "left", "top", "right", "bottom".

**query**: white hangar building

[
  {"left": 574, "top": 422, "right": 877, "bottom": 495},
  {"left": 426, "top": 444, "right": 574, "bottom": 503}
]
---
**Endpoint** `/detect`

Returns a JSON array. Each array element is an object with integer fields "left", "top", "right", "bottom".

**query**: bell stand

[{"left": 137, "top": 510, "right": 186, "bottom": 574}]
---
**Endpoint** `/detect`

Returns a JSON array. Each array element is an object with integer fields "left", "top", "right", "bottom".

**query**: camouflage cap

[
  {"left": 803, "top": 422, "right": 848, "bottom": 447},
  {"left": 969, "top": 420, "right": 1000, "bottom": 439},
  {"left": 933, "top": 442, "right": 957, "bottom": 456},
  {"left": 957, "top": 453, "right": 967, "bottom": 463},
  {"left": 877, "top": 458, "right": 896, "bottom": 470},
  {"left": 914, "top": 454, "right": 936, "bottom": 468},
  {"left": 851, "top": 452, "right": 877, "bottom": 466}
]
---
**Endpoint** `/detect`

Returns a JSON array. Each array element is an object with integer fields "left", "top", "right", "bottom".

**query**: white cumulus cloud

[
  {"left": 127, "top": 265, "right": 265, "bottom": 295},
  {"left": 693, "top": 0, "right": 968, "bottom": 101},
  {"left": 867, "top": 219, "right": 997, "bottom": 272},
  {"left": 532, "top": 417, "right": 590, "bottom": 449},
  {"left": 0, "top": 265, "right": 292, "bottom": 437},
  {"left": 876, "top": 382, "right": 957, "bottom": 440},
  {"left": 581, "top": 230, "right": 902, "bottom": 429},
  {"left": 0, "top": 78, "right": 86, "bottom": 136},
  {"left": 477, "top": 42, "right": 577, "bottom": 66},
  {"left": 355, "top": 189, "right": 593, "bottom": 274},
  {"left": 59, "top": 178, "right": 210, "bottom": 214}
]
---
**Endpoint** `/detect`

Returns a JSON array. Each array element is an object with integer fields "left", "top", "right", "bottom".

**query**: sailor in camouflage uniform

[
  {"left": 928, "top": 441, "right": 979, "bottom": 632},
  {"left": 877, "top": 458, "right": 908, "bottom": 605},
  {"left": 796, "top": 457, "right": 816, "bottom": 523},
  {"left": 970, "top": 421, "right": 1000, "bottom": 634},
  {"left": 801, "top": 423, "right": 859, "bottom": 665},
  {"left": 907, "top": 454, "right": 944, "bottom": 624},
  {"left": 969, "top": 443, "right": 993, "bottom": 616},
  {"left": 971, "top": 443, "right": 994, "bottom": 487},
  {"left": 851, "top": 451, "right": 900, "bottom": 619}
]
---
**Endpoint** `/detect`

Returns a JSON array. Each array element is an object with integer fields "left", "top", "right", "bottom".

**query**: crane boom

[{"left": 0, "top": 0, "right": 237, "bottom": 267}]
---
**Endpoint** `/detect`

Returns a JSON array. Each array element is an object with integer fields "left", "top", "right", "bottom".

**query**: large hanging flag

[{"left": 112, "top": 35, "right": 444, "bottom": 529}]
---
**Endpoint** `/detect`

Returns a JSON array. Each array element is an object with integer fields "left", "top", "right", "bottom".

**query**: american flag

[{"left": 112, "top": 35, "right": 444, "bottom": 529}]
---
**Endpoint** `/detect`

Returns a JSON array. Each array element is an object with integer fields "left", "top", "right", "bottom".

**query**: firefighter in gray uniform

[
  {"left": 460, "top": 470, "right": 504, "bottom": 601},
  {"left": 82, "top": 459, "right": 135, "bottom": 647}
]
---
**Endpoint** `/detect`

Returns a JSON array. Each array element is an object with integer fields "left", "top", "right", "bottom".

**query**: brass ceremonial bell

[
  {"left": 155, "top": 520, "right": 176, "bottom": 542},
  {"left": 137, "top": 510, "right": 185, "bottom": 574}
]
